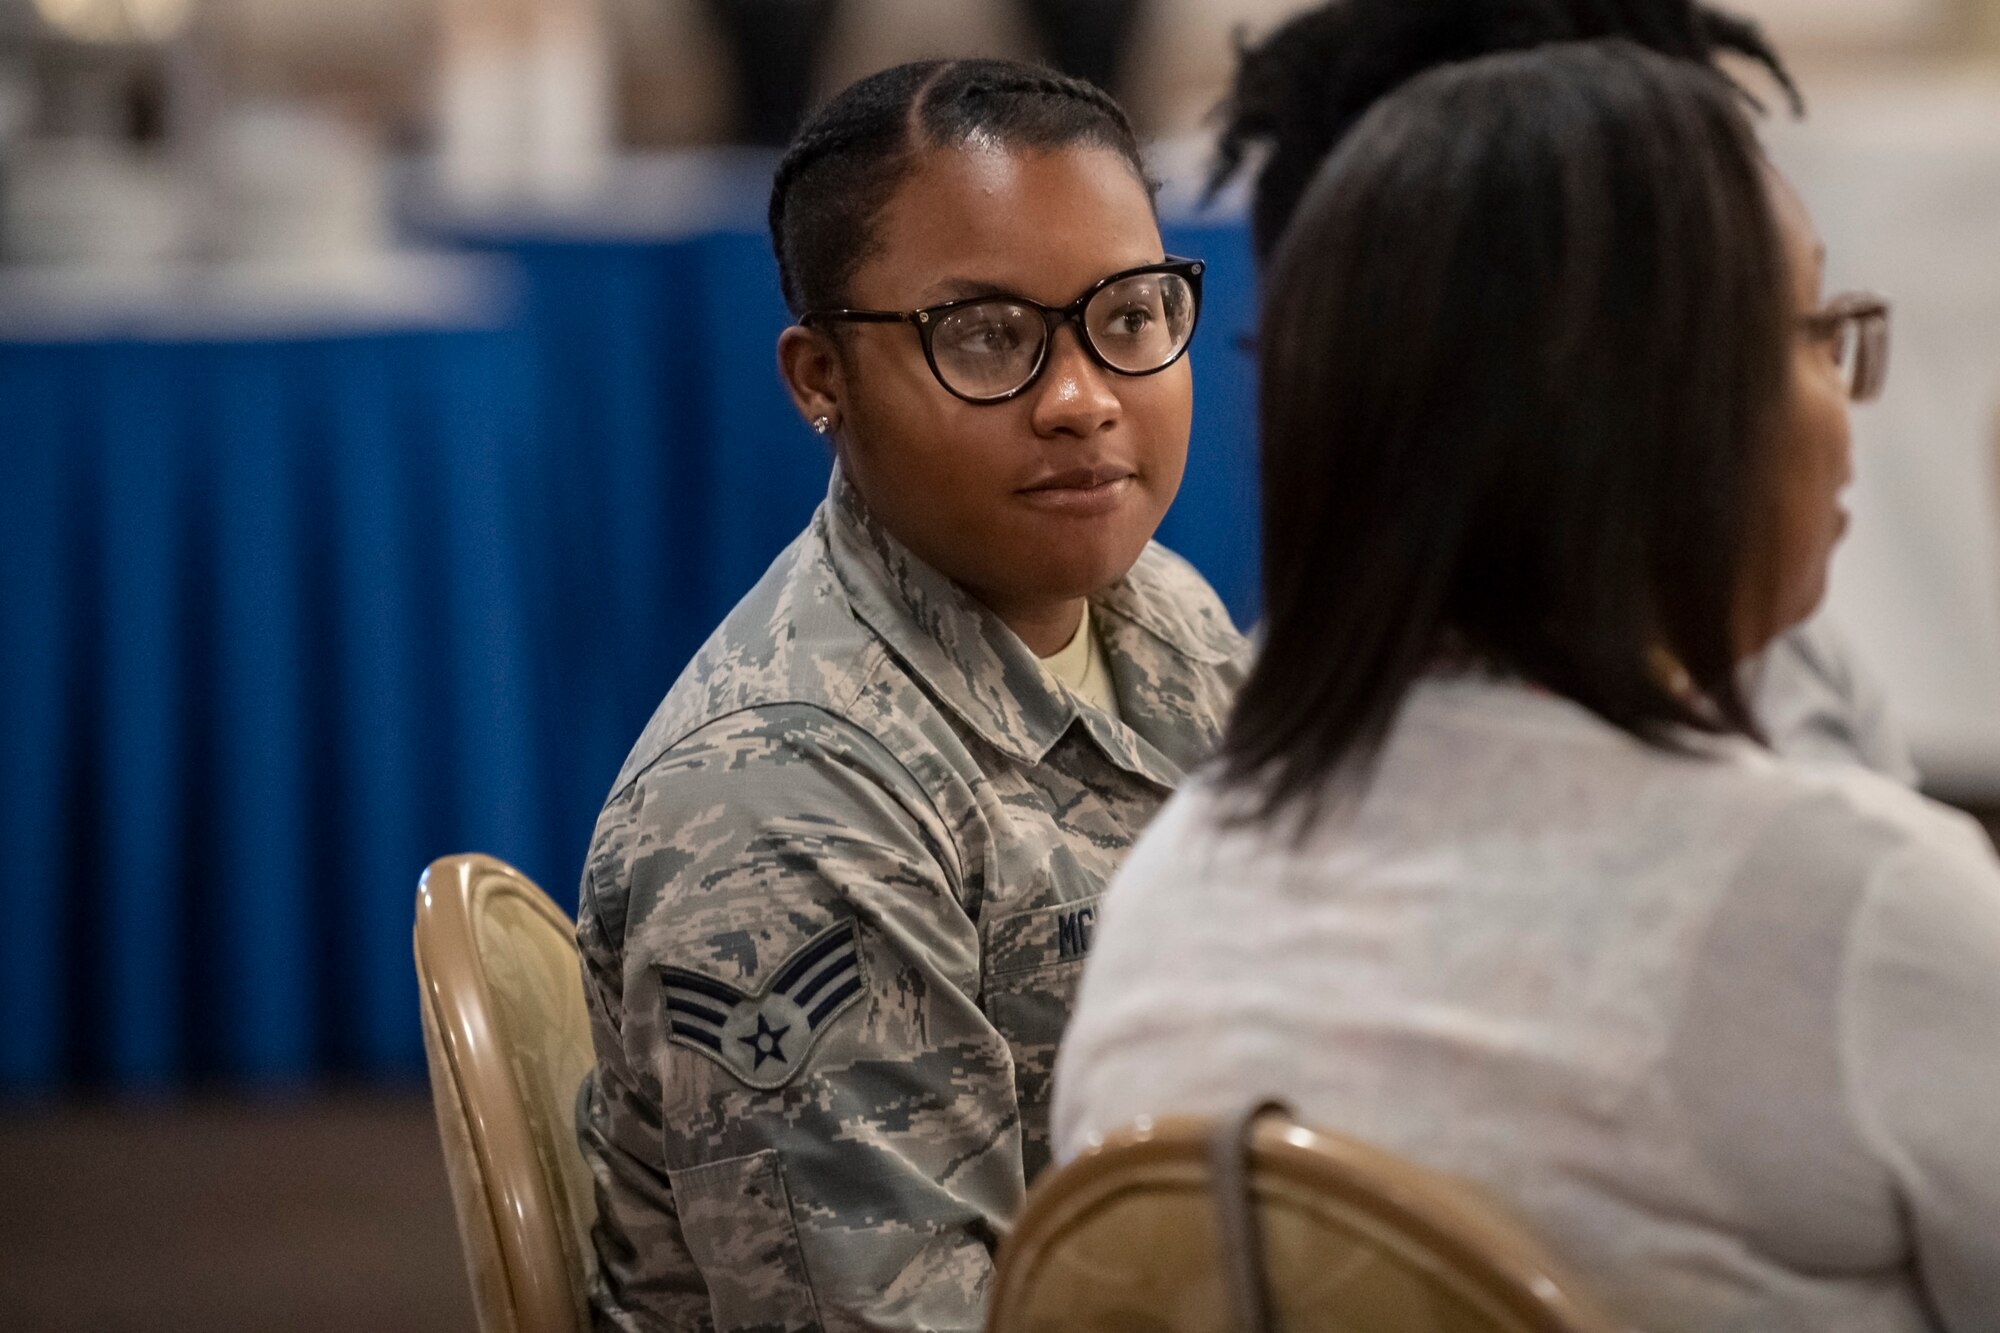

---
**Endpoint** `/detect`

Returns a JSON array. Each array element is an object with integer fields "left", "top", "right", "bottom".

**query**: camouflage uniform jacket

[{"left": 576, "top": 467, "right": 1250, "bottom": 1333}]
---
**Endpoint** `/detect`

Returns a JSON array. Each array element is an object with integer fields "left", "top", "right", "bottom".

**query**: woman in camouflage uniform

[{"left": 574, "top": 59, "right": 1250, "bottom": 1333}]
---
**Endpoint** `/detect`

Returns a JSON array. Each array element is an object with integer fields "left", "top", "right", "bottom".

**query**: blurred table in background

[{"left": 0, "top": 254, "right": 558, "bottom": 1092}]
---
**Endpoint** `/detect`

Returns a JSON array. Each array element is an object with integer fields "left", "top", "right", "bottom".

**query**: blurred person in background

[
  {"left": 1018, "top": 0, "right": 1151, "bottom": 99},
  {"left": 1055, "top": 40, "right": 2000, "bottom": 1331},
  {"left": 704, "top": 0, "right": 846, "bottom": 144},
  {"left": 574, "top": 57, "right": 1249, "bottom": 1333},
  {"left": 1213, "top": 0, "right": 1916, "bottom": 782},
  {"left": 702, "top": 0, "right": 1153, "bottom": 145}
]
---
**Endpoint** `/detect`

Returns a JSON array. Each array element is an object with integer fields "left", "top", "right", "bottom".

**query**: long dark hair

[
  {"left": 1217, "top": 41, "right": 1791, "bottom": 823},
  {"left": 1211, "top": 0, "right": 1801, "bottom": 263}
]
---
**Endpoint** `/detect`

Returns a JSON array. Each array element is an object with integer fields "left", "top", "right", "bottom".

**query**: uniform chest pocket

[{"left": 982, "top": 894, "right": 1101, "bottom": 1180}]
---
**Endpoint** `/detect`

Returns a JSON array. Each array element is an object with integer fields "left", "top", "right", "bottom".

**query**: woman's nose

[{"left": 1028, "top": 325, "right": 1121, "bottom": 438}]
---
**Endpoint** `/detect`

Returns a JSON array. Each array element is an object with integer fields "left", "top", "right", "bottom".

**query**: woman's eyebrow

[
  {"left": 920, "top": 276, "right": 1015, "bottom": 303},
  {"left": 918, "top": 257, "right": 1167, "bottom": 306}
]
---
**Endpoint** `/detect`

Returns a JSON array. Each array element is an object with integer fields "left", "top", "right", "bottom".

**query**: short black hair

[
  {"left": 1213, "top": 0, "right": 1802, "bottom": 262},
  {"left": 768, "top": 59, "right": 1151, "bottom": 318},
  {"left": 1219, "top": 41, "right": 1791, "bottom": 822}
]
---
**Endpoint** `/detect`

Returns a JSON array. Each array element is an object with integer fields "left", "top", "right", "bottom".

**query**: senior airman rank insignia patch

[{"left": 659, "top": 922, "right": 865, "bottom": 1089}]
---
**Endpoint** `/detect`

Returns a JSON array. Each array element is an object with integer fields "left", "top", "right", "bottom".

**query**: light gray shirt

[
  {"left": 1756, "top": 611, "right": 1917, "bottom": 784},
  {"left": 1053, "top": 675, "right": 2000, "bottom": 1333}
]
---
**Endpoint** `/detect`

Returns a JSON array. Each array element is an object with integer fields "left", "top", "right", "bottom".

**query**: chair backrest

[
  {"left": 415, "top": 853, "right": 599, "bottom": 1333},
  {"left": 987, "top": 1110, "right": 1621, "bottom": 1333}
]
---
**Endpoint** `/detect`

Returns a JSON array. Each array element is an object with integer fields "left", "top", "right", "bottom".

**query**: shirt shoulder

[
  {"left": 609, "top": 518, "right": 898, "bottom": 797},
  {"left": 1755, "top": 612, "right": 1917, "bottom": 785},
  {"left": 1099, "top": 540, "right": 1251, "bottom": 670},
  {"left": 1731, "top": 749, "right": 1989, "bottom": 874},
  {"left": 587, "top": 701, "right": 962, "bottom": 927}
]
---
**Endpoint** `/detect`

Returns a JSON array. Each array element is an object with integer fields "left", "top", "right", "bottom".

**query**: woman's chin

[
  {"left": 1777, "top": 572, "right": 1834, "bottom": 642},
  {"left": 1025, "top": 540, "right": 1150, "bottom": 602}
]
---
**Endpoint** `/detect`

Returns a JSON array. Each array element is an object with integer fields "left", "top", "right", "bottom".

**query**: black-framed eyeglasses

[
  {"left": 802, "top": 257, "right": 1205, "bottom": 405},
  {"left": 1801, "top": 291, "right": 1890, "bottom": 403}
]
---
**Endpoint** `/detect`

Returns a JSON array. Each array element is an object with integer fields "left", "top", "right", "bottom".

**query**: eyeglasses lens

[
  {"left": 1083, "top": 272, "right": 1197, "bottom": 374},
  {"left": 930, "top": 302, "right": 1046, "bottom": 401},
  {"left": 1831, "top": 318, "right": 1857, "bottom": 373},
  {"left": 1851, "top": 310, "right": 1889, "bottom": 403}
]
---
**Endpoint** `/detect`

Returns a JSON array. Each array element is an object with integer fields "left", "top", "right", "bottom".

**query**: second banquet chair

[
  {"left": 415, "top": 853, "right": 599, "bottom": 1333},
  {"left": 987, "top": 1104, "right": 1620, "bottom": 1333}
]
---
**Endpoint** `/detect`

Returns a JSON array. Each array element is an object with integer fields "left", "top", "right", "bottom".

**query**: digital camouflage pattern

[{"left": 575, "top": 467, "right": 1250, "bottom": 1333}]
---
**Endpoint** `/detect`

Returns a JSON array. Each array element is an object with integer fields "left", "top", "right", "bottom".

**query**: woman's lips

[{"left": 1016, "top": 469, "right": 1137, "bottom": 517}]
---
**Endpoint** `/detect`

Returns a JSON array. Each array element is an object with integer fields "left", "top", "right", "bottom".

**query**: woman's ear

[{"left": 778, "top": 325, "right": 845, "bottom": 437}]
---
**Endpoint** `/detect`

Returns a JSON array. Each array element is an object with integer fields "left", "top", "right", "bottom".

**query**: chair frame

[
  {"left": 415, "top": 853, "right": 592, "bottom": 1333},
  {"left": 988, "top": 1114, "right": 1620, "bottom": 1333}
]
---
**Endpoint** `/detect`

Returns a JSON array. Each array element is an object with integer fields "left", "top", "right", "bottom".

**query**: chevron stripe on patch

[{"left": 659, "top": 922, "right": 864, "bottom": 1089}]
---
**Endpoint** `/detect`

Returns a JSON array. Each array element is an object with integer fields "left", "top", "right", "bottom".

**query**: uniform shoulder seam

[
  {"left": 607, "top": 631, "right": 893, "bottom": 803},
  {"left": 607, "top": 687, "right": 967, "bottom": 890}
]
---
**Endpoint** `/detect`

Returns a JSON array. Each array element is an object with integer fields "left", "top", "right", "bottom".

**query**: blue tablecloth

[
  {"left": 0, "top": 292, "right": 566, "bottom": 1093},
  {"left": 2, "top": 196, "right": 1261, "bottom": 1096}
]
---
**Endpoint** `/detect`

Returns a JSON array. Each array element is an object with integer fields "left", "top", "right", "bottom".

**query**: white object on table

[
  {"left": 207, "top": 101, "right": 391, "bottom": 265},
  {"left": 0, "top": 249, "right": 516, "bottom": 342},
  {"left": 2, "top": 137, "right": 192, "bottom": 266},
  {"left": 401, "top": 146, "right": 783, "bottom": 241},
  {"left": 435, "top": 0, "right": 613, "bottom": 209}
]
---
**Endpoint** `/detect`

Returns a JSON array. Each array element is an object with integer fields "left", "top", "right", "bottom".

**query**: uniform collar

[{"left": 823, "top": 467, "right": 1236, "bottom": 789}]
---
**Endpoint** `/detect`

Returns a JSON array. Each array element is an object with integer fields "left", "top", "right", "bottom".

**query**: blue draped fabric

[
  {"left": 1, "top": 325, "right": 552, "bottom": 1093},
  {"left": 0, "top": 205, "right": 1260, "bottom": 1096}
]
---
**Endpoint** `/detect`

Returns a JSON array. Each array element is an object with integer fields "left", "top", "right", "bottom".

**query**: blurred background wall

[{"left": 1, "top": 1, "right": 1997, "bottom": 1329}]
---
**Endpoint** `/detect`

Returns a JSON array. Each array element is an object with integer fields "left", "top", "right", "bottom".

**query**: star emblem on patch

[
  {"left": 741, "top": 1014, "right": 791, "bottom": 1070},
  {"left": 658, "top": 922, "right": 864, "bottom": 1089}
]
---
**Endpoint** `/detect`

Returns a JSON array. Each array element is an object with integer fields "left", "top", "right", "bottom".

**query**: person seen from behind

[{"left": 1055, "top": 41, "right": 2000, "bottom": 1331}]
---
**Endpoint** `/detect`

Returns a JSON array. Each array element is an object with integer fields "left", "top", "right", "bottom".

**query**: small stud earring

[{"left": 811, "top": 415, "right": 832, "bottom": 436}]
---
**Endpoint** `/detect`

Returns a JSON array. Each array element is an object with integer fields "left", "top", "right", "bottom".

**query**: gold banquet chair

[
  {"left": 415, "top": 853, "right": 599, "bottom": 1333},
  {"left": 988, "top": 1106, "right": 1620, "bottom": 1333}
]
